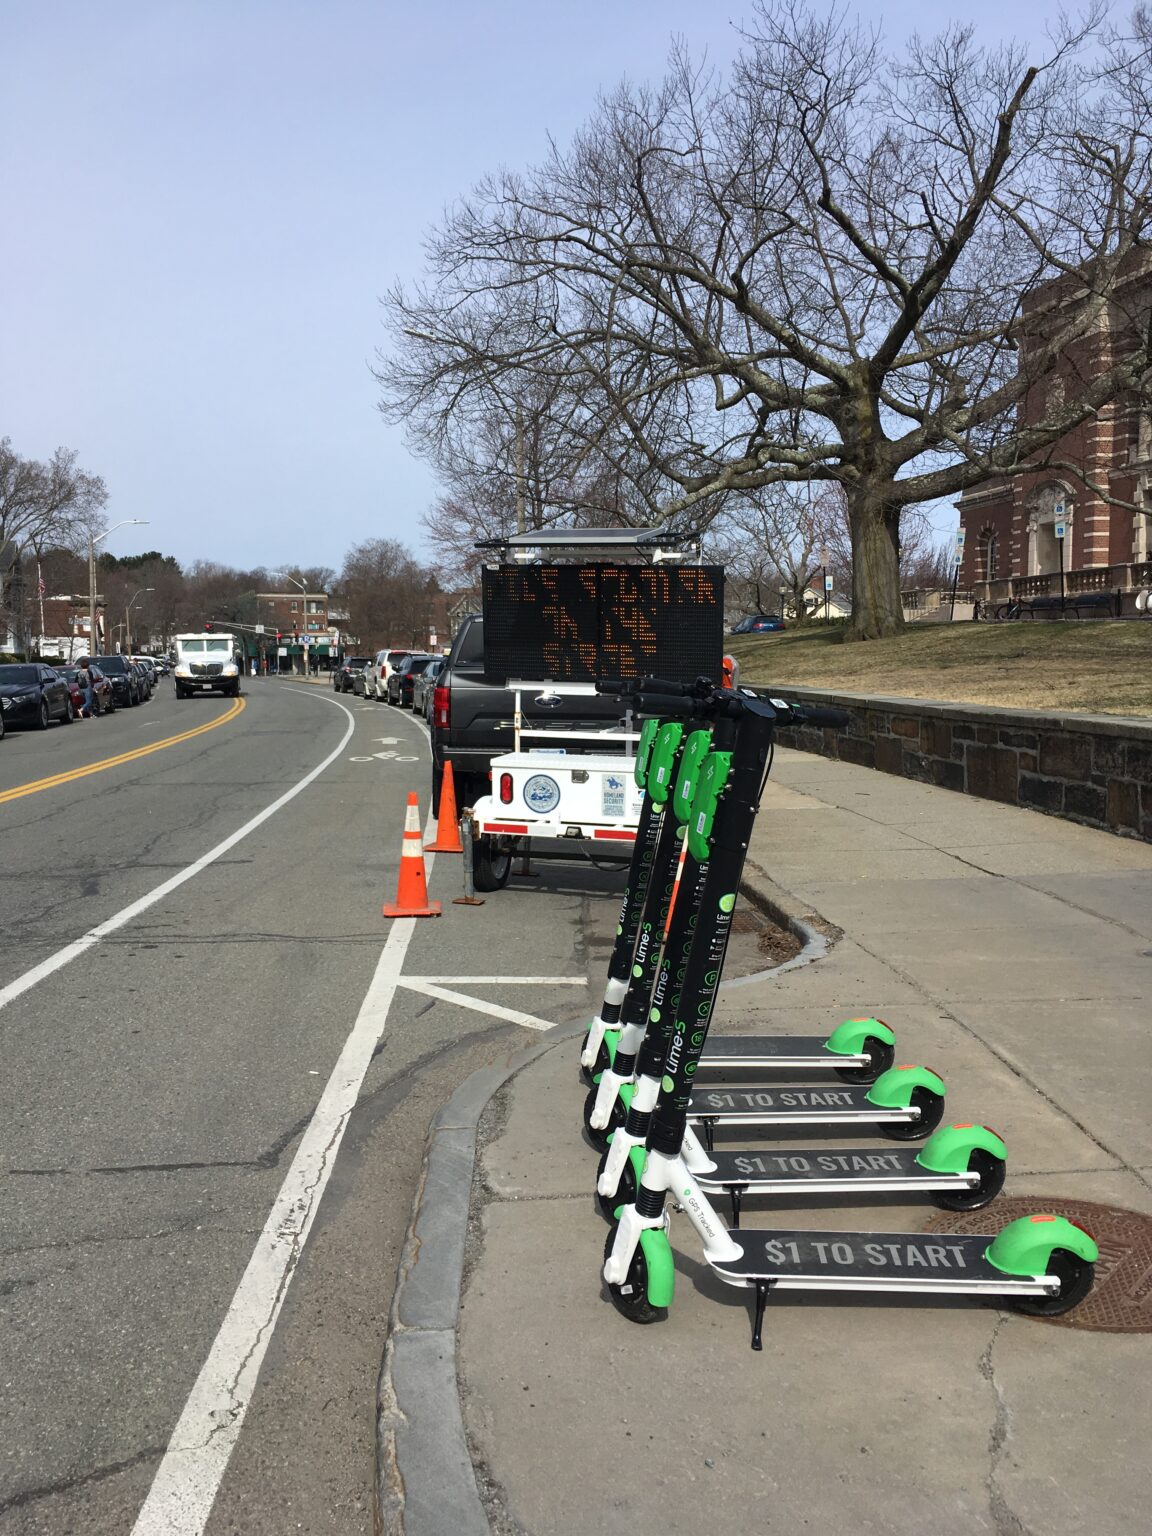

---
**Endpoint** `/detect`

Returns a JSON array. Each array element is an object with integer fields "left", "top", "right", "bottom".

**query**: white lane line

[
  {"left": 131, "top": 915, "right": 420, "bottom": 1535},
  {"left": 0, "top": 696, "right": 355, "bottom": 1015},
  {"left": 397, "top": 977, "right": 558, "bottom": 1031},
  {"left": 406, "top": 974, "right": 585, "bottom": 985}
]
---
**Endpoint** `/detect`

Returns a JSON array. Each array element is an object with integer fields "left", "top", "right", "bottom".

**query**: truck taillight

[
  {"left": 499, "top": 772, "right": 513, "bottom": 803},
  {"left": 433, "top": 684, "right": 450, "bottom": 728}
]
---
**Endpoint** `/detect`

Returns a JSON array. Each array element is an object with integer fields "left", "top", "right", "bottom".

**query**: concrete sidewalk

[{"left": 381, "top": 747, "right": 1152, "bottom": 1535}]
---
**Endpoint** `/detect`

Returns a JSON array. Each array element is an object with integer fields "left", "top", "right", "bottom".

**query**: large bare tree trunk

[{"left": 847, "top": 486, "right": 904, "bottom": 640}]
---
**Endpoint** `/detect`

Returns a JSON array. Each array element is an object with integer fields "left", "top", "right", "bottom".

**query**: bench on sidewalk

[{"left": 1020, "top": 590, "right": 1119, "bottom": 620}]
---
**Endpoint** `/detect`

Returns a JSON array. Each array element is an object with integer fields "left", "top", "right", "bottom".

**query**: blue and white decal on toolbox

[
  {"left": 601, "top": 773, "right": 627, "bottom": 818},
  {"left": 523, "top": 773, "right": 562, "bottom": 813}
]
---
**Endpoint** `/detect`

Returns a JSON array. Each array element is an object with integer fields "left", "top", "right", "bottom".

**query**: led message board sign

[{"left": 481, "top": 564, "right": 724, "bottom": 683}]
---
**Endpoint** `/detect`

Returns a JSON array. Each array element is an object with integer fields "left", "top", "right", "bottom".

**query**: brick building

[
  {"left": 255, "top": 589, "right": 333, "bottom": 667},
  {"left": 957, "top": 262, "right": 1152, "bottom": 607}
]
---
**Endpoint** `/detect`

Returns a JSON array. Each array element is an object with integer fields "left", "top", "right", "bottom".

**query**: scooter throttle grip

[
  {"left": 633, "top": 693, "right": 696, "bottom": 718},
  {"left": 791, "top": 705, "right": 851, "bottom": 729},
  {"left": 594, "top": 677, "right": 634, "bottom": 695}
]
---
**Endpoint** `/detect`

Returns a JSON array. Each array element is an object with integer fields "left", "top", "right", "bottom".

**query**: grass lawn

[{"left": 729, "top": 619, "right": 1152, "bottom": 716}]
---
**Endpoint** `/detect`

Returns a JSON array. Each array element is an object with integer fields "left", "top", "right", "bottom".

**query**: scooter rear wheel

[
  {"left": 880, "top": 1085, "right": 945, "bottom": 1142},
  {"left": 595, "top": 1144, "right": 638, "bottom": 1222},
  {"left": 602, "top": 1227, "right": 664, "bottom": 1325},
  {"left": 834, "top": 1034, "right": 896, "bottom": 1085},
  {"left": 583, "top": 1083, "right": 626, "bottom": 1148},
  {"left": 932, "top": 1149, "right": 1006, "bottom": 1212},
  {"left": 1011, "top": 1250, "right": 1095, "bottom": 1317}
]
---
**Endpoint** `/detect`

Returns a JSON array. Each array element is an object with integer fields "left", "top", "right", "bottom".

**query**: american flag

[{"left": 37, "top": 577, "right": 46, "bottom": 597}]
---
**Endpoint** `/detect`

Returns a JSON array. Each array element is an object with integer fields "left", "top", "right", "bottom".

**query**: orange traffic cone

[
  {"left": 383, "top": 792, "right": 441, "bottom": 917},
  {"left": 427, "top": 760, "right": 463, "bottom": 853}
]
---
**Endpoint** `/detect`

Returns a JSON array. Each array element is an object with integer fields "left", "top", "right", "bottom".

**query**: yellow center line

[{"left": 0, "top": 697, "right": 246, "bottom": 805}]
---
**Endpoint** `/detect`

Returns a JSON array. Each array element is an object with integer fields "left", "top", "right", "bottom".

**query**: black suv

[
  {"left": 94, "top": 655, "right": 141, "bottom": 707},
  {"left": 333, "top": 656, "right": 371, "bottom": 692}
]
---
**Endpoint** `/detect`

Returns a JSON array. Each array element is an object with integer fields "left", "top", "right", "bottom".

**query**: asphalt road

[{"left": 0, "top": 677, "right": 606, "bottom": 1533}]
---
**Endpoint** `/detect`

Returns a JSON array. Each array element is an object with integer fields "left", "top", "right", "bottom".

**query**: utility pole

[{"left": 515, "top": 408, "right": 526, "bottom": 535}]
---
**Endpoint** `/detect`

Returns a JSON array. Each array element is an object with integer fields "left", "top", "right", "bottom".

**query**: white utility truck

[{"left": 172, "top": 632, "right": 243, "bottom": 698}]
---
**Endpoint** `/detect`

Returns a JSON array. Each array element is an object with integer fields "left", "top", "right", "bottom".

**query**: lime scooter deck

[
  {"left": 596, "top": 1121, "right": 1006, "bottom": 1226},
  {"left": 685, "top": 1065, "right": 947, "bottom": 1148},
  {"left": 711, "top": 1214, "right": 1098, "bottom": 1349},
  {"left": 694, "top": 1023, "right": 894, "bottom": 1082},
  {"left": 688, "top": 1123, "right": 1007, "bottom": 1225}
]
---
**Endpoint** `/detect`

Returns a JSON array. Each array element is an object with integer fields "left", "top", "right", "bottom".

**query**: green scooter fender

[
  {"left": 634, "top": 718, "right": 660, "bottom": 790},
  {"left": 824, "top": 1016, "right": 896, "bottom": 1057},
  {"left": 915, "top": 1123, "right": 1007, "bottom": 1174},
  {"left": 985, "top": 1213, "right": 1098, "bottom": 1276},
  {"left": 865, "top": 1063, "right": 946, "bottom": 1108},
  {"left": 646, "top": 722, "right": 685, "bottom": 805},
  {"left": 639, "top": 1227, "right": 676, "bottom": 1307}
]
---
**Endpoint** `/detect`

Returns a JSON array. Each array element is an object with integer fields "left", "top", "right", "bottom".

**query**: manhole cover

[{"left": 925, "top": 1197, "right": 1152, "bottom": 1332}]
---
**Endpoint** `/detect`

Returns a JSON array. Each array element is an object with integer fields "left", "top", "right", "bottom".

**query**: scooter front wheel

[
  {"left": 602, "top": 1227, "right": 664, "bottom": 1325},
  {"left": 583, "top": 1083, "right": 626, "bottom": 1148},
  {"left": 1011, "top": 1250, "right": 1095, "bottom": 1318},
  {"left": 932, "top": 1149, "right": 1006, "bottom": 1212},
  {"left": 594, "top": 1144, "right": 637, "bottom": 1222}
]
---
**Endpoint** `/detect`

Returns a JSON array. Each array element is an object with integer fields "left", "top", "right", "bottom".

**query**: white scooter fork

[
  {"left": 588, "top": 1019, "right": 646, "bottom": 1130},
  {"left": 580, "top": 976, "right": 628, "bottom": 1072},
  {"left": 598, "top": 1075, "right": 714, "bottom": 1200},
  {"left": 603, "top": 1149, "right": 743, "bottom": 1286}
]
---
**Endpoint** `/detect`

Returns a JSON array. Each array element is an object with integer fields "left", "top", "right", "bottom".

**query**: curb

[
  {"left": 728, "top": 858, "right": 833, "bottom": 986},
  {"left": 375, "top": 1028, "right": 582, "bottom": 1534}
]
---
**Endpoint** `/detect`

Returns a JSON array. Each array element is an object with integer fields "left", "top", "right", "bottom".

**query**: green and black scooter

[
  {"left": 600, "top": 684, "right": 1097, "bottom": 1347},
  {"left": 584, "top": 685, "right": 947, "bottom": 1165},
  {"left": 579, "top": 698, "right": 895, "bottom": 1094}
]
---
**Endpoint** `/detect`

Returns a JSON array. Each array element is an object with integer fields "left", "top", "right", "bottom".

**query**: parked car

[
  {"left": 728, "top": 613, "right": 785, "bottom": 634},
  {"left": 413, "top": 656, "right": 445, "bottom": 718},
  {"left": 130, "top": 660, "right": 152, "bottom": 700},
  {"left": 61, "top": 665, "right": 115, "bottom": 717},
  {"left": 362, "top": 648, "right": 409, "bottom": 701},
  {"left": 387, "top": 654, "right": 434, "bottom": 707},
  {"left": 132, "top": 656, "right": 159, "bottom": 692},
  {"left": 94, "top": 654, "right": 142, "bottom": 707},
  {"left": 333, "top": 656, "right": 371, "bottom": 693},
  {"left": 0, "top": 663, "right": 74, "bottom": 728}
]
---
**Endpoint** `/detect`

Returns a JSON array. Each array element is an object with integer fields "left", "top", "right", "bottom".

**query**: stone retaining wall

[{"left": 766, "top": 687, "right": 1152, "bottom": 841}]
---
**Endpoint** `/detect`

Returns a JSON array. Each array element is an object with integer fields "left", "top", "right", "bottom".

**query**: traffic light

[{"left": 204, "top": 622, "right": 214, "bottom": 632}]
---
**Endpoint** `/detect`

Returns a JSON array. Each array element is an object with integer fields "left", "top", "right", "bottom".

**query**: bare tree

[
  {"left": 339, "top": 538, "right": 439, "bottom": 651},
  {"left": 378, "top": 3, "right": 1152, "bottom": 638}
]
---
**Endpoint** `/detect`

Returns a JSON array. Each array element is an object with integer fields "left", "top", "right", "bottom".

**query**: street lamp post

[
  {"left": 819, "top": 545, "right": 831, "bottom": 622},
  {"left": 780, "top": 582, "right": 790, "bottom": 624},
  {"left": 125, "top": 586, "right": 155, "bottom": 654},
  {"left": 89, "top": 519, "right": 148, "bottom": 657},
  {"left": 284, "top": 574, "right": 308, "bottom": 673}
]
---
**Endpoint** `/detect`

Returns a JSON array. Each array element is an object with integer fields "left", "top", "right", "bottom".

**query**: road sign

[
  {"left": 1054, "top": 500, "right": 1065, "bottom": 520},
  {"left": 254, "top": 624, "right": 265, "bottom": 634},
  {"left": 824, "top": 575, "right": 834, "bottom": 591},
  {"left": 956, "top": 528, "right": 966, "bottom": 547},
  {"left": 1055, "top": 521, "right": 1066, "bottom": 540}
]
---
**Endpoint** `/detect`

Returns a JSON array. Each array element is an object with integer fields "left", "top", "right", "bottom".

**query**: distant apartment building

[
  {"left": 255, "top": 589, "right": 334, "bottom": 666},
  {"left": 957, "top": 261, "right": 1152, "bottom": 606}
]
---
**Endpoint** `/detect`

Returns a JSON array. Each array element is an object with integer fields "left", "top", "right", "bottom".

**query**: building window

[
  {"left": 290, "top": 600, "right": 298, "bottom": 611},
  {"left": 981, "top": 530, "right": 999, "bottom": 581}
]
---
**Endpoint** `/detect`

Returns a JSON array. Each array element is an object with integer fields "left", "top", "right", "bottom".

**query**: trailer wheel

[{"left": 472, "top": 833, "right": 512, "bottom": 891}]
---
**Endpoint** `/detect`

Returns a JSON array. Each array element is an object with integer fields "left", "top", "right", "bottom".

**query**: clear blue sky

[{"left": 1, "top": 0, "right": 1056, "bottom": 572}]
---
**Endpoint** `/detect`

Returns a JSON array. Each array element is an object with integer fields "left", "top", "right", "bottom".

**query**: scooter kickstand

[
  {"left": 751, "top": 1279, "right": 773, "bottom": 1352},
  {"left": 729, "top": 1184, "right": 744, "bottom": 1228}
]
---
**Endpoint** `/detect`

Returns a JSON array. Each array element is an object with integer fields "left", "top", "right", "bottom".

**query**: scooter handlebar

[
  {"left": 775, "top": 701, "right": 852, "bottom": 730},
  {"left": 595, "top": 675, "right": 696, "bottom": 698}
]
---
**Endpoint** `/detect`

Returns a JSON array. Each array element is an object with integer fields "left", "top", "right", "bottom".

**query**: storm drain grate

[{"left": 926, "top": 1196, "right": 1152, "bottom": 1332}]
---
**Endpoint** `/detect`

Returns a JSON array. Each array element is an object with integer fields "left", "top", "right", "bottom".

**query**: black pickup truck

[{"left": 429, "top": 614, "right": 630, "bottom": 813}]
